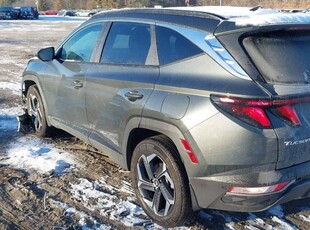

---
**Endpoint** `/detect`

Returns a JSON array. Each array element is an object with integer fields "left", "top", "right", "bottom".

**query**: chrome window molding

[{"left": 156, "top": 23, "right": 251, "bottom": 81}]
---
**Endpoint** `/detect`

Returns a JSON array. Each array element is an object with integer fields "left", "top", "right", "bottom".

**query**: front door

[{"left": 53, "top": 23, "right": 105, "bottom": 141}]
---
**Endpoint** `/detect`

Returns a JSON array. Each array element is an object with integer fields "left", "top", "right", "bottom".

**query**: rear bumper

[{"left": 190, "top": 161, "right": 310, "bottom": 212}]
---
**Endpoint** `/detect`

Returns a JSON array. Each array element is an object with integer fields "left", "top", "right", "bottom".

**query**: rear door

[
  {"left": 84, "top": 22, "right": 159, "bottom": 155},
  {"left": 242, "top": 27, "right": 310, "bottom": 169}
]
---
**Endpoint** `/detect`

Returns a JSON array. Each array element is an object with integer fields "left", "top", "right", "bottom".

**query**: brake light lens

[
  {"left": 228, "top": 181, "right": 292, "bottom": 195},
  {"left": 271, "top": 105, "right": 300, "bottom": 126},
  {"left": 211, "top": 95, "right": 310, "bottom": 129}
]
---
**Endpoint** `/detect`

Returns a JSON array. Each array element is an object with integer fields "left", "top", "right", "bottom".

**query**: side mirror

[{"left": 37, "top": 47, "right": 55, "bottom": 62}]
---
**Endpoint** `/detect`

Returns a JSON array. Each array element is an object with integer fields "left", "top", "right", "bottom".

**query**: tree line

[{"left": 0, "top": 0, "right": 310, "bottom": 11}]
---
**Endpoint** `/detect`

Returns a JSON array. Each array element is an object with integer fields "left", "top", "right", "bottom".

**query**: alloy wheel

[
  {"left": 28, "top": 93, "right": 43, "bottom": 131},
  {"left": 136, "top": 153, "right": 175, "bottom": 217}
]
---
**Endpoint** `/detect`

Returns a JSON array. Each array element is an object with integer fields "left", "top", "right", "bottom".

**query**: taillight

[
  {"left": 228, "top": 181, "right": 293, "bottom": 195},
  {"left": 211, "top": 95, "right": 310, "bottom": 129}
]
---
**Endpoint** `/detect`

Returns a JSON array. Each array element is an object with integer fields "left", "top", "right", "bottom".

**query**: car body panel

[{"left": 85, "top": 64, "right": 159, "bottom": 154}]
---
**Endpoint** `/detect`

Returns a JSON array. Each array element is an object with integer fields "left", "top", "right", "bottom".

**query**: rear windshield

[{"left": 243, "top": 30, "right": 310, "bottom": 84}]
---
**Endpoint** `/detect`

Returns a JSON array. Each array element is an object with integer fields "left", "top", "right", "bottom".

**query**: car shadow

[{"left": 194, "top": 198, "right": 310, "bottom": 229}]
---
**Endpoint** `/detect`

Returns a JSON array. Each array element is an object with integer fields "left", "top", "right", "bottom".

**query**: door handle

[
  {"left": 125, "top": 90, "right": 144, "bottom": 101},
  {"left": 71, "top": 80, "right": 84, "bottom": 89}
]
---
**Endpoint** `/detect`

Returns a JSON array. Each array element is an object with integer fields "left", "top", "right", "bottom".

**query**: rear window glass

[
  {"left": 156, "top": 26, "right": 203, "bottom": 65},
  {"left": 243, "top": 30, "right": 310, "bottom": 84},
  {"left": 101, "top": 22, "right": 151, "bottom": 65}
]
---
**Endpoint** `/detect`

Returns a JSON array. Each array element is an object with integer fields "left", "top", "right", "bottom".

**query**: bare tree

[{"left": 54, "top": 0, "right": 62, "bottom": 11}]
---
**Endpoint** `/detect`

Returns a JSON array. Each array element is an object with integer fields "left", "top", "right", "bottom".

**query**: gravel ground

[{"left": 0, "top": 18, "right": 309, "bottom": 230}]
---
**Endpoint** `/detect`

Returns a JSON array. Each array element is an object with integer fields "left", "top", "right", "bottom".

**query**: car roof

[
  {"left": 92, "top": 6, "right": 282, "bottom": 20},
  {"left": 90, "top": 6, "right": 310, "bottom": 33},
  {"left": 167, "top": 6, "right": 279, "bottom": 19}
]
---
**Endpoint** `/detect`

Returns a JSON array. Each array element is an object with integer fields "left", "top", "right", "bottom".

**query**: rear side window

[
  {"left": 243, "top": 30, "right": 310, "bottom": 84},
  {"left": 156, "top": 26, "right": 203, "bottom": 65},
  {"left": 60, "top": 23, "right": 103, "bottom": 62},
  {"left": 101, "top": 22, "right": 151, "bottom": 65}
]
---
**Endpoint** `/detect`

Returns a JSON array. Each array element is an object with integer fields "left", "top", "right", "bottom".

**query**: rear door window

[
  {"left": 243, "top": 30, "right": 310, "bottom": 84},
  {"left": 101, "top": 22, "right": 151, "bottom": 65},
  {"left": 156, "top": 26, "right": 203, "bottom": 65}
]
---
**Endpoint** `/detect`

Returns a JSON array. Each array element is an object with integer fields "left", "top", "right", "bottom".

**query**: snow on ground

[
  {"left": 300, "top": 214, "right": 310, "bottom": 222},
  {"left": 0, "top": 107, "right": 78, "bottom": 175},
  {"left": 70, "top": 178, "right": 153, "bottom": 228},
  {"left": 5, "top": 136, "right": 78, "bottom": 175},
  {"left": 51, "top": 200, "right": 112, "bottom": 230},
  {"left": 0, "top": 81, "right": 21, "bottom": 95}
]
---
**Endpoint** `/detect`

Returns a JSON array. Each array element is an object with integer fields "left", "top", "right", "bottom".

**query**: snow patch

[
  {"left": 235, "top": 13, "right": 310, "bottom": 26},
  {"left": 0, "top": 106, "right": 24, "bottom": 116},
  {"left": 0, "top": 81, "right": 21, "bottom": 95},
  {"left": 271, "top": 216, "right": 296, "bottom": 230},
  {"left": 299, "top": 214, "right": 310, "bottom": 222},
  {"left": 4, "top": 136, "right": 78, "bottom": 175},
  {"left": 268, "top": 206, "right": 296, "bottom": 230},
  {"left": 70, "top": 178, "right": 152, "bottom": 227},
  {"left": 119, "top": 180, "right": 134, "bottom": 195},
  {"left": 51, "top": 200, "right": 111, "bottom": 230},
  {"left": 246, "top": 213, "right": 273, "bottom": 230}
]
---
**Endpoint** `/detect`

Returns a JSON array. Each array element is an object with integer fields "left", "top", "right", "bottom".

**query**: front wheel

[
  {"left": 131, "top": 135, "right": 193, "bottom": 227},
  {"left": 26, "top": 85, "right": 50, "bottom": 137}
]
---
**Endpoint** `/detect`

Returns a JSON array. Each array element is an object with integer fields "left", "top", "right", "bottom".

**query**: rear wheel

[
  {"left": 131, "top": 135, "right": 192, "bottom": 227},
  {"left": 26, "top": 85, "right": 50, "bottom": 137}
]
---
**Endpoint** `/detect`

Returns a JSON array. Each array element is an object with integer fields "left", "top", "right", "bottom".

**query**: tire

[
  {"left": 131, "top": 135, "right": 193, "bottom": 227},
  {"left": 26, "top": 85, "right": 50, "bottom": 137}
]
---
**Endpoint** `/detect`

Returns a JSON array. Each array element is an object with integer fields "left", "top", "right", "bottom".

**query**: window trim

[
  {"left": 55, "top": 22, "right": 107, "bottom": 63},
  {"left": 98, "top": 21, "right": 158, "bottom": 67},
  {"left": 155, "top": 22, "right": 251, "bottom": 80}
]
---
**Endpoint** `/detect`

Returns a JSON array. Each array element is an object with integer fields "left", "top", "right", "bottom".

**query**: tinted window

[
  {"left": 156, "top": 26, "right": 203, "bottom": 65},
  {"left": 101, "top": 23, "right": 151, "bottom": 65},
  {"left": 243, "top": 31, "right": 310, "bottom": 84},
  {"left": 60, "top": 23, "right": 103, "bottom": 62}
]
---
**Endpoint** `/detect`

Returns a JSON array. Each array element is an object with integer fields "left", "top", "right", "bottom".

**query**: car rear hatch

[
  {"left": 242, "top": 26, "right": 310, "bottom": 169},
  {"left": 216, "top": 22, "right": 310, "bottom": 169}
]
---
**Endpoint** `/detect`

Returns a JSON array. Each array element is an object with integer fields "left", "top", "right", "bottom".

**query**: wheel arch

[
  {"left": 22, "top": 75, "right": 51, "bottom": 126},
  {"left": 123, "top": 117, "right": 197, "bottom": 179}
]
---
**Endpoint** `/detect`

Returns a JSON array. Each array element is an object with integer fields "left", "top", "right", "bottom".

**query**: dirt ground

[{"left": 0, "top": 19, "right": 309, "bottom": 230}]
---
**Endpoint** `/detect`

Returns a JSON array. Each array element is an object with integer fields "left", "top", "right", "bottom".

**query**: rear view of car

[
  {"left": 0, "top": 6, "right": 17, "bottom": 20},
  {"left": 20, "top": 6, "right": 39, "bottom": 20}
]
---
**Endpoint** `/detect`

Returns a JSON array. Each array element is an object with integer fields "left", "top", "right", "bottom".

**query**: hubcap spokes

[
  {"left": 137, "top": 153, "right": 175, "bottom": 216},
  {"left": 28, "top": 94, "right": 43, "bottom": 131}
]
